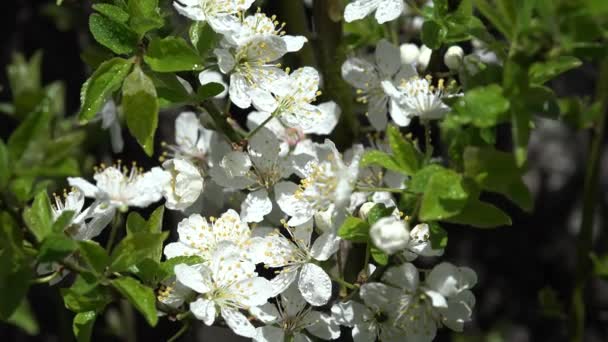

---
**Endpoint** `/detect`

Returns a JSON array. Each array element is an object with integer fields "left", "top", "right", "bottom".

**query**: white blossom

[
  {"left": 444, "top": 46, "right": 465, "bottom": 70},
  {"left": 344, "top": 0, "right": 405, "bottom": 24},
  {"left": 51, "top": 188, "right": 114, "bottom": 241},
  {"left": 342, "top": 40, "right": 417, "bottom": 130},
  {"left": 172, "top": 0, "right": 255, "bottom": 34},
  {"left": 370, "top": 216, "right": 410, "bottom": 255},
  {"left": 174, "top": 242, "right": 272, "bottom": 338},
  {"left": 226, "top": 12, "right": 308, "bottom": 53},
  {"left": 161, "top": 158, "right": 204, "bottom": 211},
  {"left": 252, "top": 283, "right": 341, "bottom": 342}
]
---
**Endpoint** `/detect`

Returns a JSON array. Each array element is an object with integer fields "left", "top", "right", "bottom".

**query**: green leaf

[
  {"left": 445, "top": 199, "right": 512, "bottom": 228},
  {"left": 111, "top": 277, "right": 158, "bottom": 326},
  {"left": 421, "top": 20, "right": 445, "bottom": 50},
  {"left": 370, "top": 246, "right": 388, "bottom": 265},
  {"left": 122, "top": 64, "right": 159, "bottom": 156},
  {"left": 151, "top": 73, "right": 193, "bottom": 108},
  {"left": 78, "top": 241, "right": 110, "bottom": 276},
  {"left": 7, "top": 52, "right": 44, "bottom": 117},
  {"left": 73, "top": 311, "right": 96, "bottom": 342},
  {"left": 452, "top": 84, "right": 510, "bottom": 128},
  {"left": 387, "top": 125, "right": 421, "bottom": 175},
  {"left": 194, "top": 82, "right": 225, "bottom": 101},
  {"left": 338, "top": 217, "right": 370, "bottom": 243},
  {"left": 529, "top": 56, "right": 582, "bottom": 85},
  {"left": 92, "top": 4, "right": 129, "bottom": 23},
  {"left": 52, "top": 210, "right": 75, "bottom": 233},
  {"left": 78, "top": 57, "right": 133, "bottom": 122},
  {"left": 127, "top": 205, "right": 164, "bottom": 235},
  {"left": 38, "top": 233, "right": 78, "bottom": 263},
  {"left": 538, "top": 286, "right": 566, "bottom": 319},
  {"left": 428, "top": 222, "right": 448, "bottom": 249},
  {"left": 61, "top": 274, "right": 112, "bottom": 313},
  {"left": 366, "top": 204, "right": 395, "bottom": 225},
  {"left": 89, "top": 13, "right": 138, "bottom": 54},
  {"left": 0, "top": 139, "right": 9, "bottom": 190},
  {"left": 127, "top": 0, "right": 164, "bottom": 36},
  {"left": 591, "top": 253, "right": 608, "bottom": 280},
  {"left": 409, "top": 164, "right": 447, "bottom": 193},
  {"left": 189, "top": 22, "right": 219, "bottom": 56},
  {"left": 464, "top": 147, "right": 533, "bottom": 211},
  {"left": 360, "top": 150, "right": 403, "bottom": 173},
  {"left": 110, "top": 232, "right": 168, "bottom": 272},
  {"left": 419, "top": 169, "right": 470, "bottom": 221},
  {"left": 6, "top": 299, "right": 39, "bottom": 335},
  {"left": 8, "top": 106, "right": 51, "bottom": 163},
  {"left": 144, "top": 36, "right": 204, "bottom": 72},
  {"left": 23, "top": 191, "right": 54, "bottom": 242},
  {"left": 159, "top": 255, "right": 205, "bottom": 281},
  {"left": 473, "top": 0, "right": 513, "bottom": 40}
]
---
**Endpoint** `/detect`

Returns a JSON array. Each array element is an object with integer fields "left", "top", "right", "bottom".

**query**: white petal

[
  {"left": 250, "top": 88, "right": 278, "bottom": 113},
  {"left": 67, "top": 177, "right": 99, "bottom": 198},
  {"left": 283, "top": 35, "right": 308, "bottom": 52},
  {"left": 303, "top": 311, "right": 341, "bottom": 340},
  {"left": 424, "top": 289, "right": 448, "bottom": 308},
  {"left": 274, "top": 181, "right": 314, "bottom": 226},
  {"left": 229, "top": 74, "right": 252, "bottom": 109},
  {"left": 249, "top": 303, "right": 280, "bottom": 324},
  {"left": 214, "top": 48, "right": 236, "bottom": 74},
  {"left": 254, "top": 326, "right": 284, "bottom": 342},
  {"left": 426, "top": 262, "right": 477, "bottom": 297},
  {"left": 175, "top": 112, "right": 200, "bottom": 150},
  {"left": 231, "top": 277, "right": 273, "bottom": 307},
  {"left": 240, "top": 189, "right": 273, "bottom": 223},
  {"left": 375, "top": 39, "right": 401, "bottom": 77},
  {"left": 374, "top": 0, "right": 404, "bottom": 23},
  {"left": 344, "top": 0, "right": 379, "bottom": 22},
  {"left": 220, "top": 151, "right": 252, "bottom": 178},
  {"left": 173, "top": 0, "right": 206, "bottom": 21},
  {"left": 341, "top": 58, "right": 379, "bottom": 90},
  {"left": 381, "top": 262, "right": 419, "bottom": 291},
  {"left": 174, "top": 263, "right": 212, "bottom": 294},
  {"left": 221, "top": 307, "right": 257, "bottom": 338},
  {"left": 208, "top": 14, "right": 241, "bottom": 35},
  {"left": 190, "top": 298, "right": 216, "bottom": 326},
  {"left": 302, "top": 101, "right": 341, "bottom": 135},
  {"left": 389, "top": 98, "right": 412, "bottom": 127},
  {"left": 310, "top": 232, "right": 340, "bottom": 261},
  {"left": 269, "top": 268, "right": 298, "bottom": 297},
  {"left": 298, "top": 263, "right": 332, "bottom": 306},
  {"left": 281, "top": 281, "right": 308, "bottom": 317},
  {"left": 367, "top": 94, "right": 389, "bottom": 131},
  {"left": 359, "top": 282, "right": 404, "bottom": 313}
]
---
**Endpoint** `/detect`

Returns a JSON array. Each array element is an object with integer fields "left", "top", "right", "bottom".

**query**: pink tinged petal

[
  {"left": 374, "top": 0, "right": 404, "bottom": 23},
  {"left": 255, "top": 326, "right": 284, "bottom": 342},
  {"left": 221, "top": 307, "right": 257, "bottom": 338},
  {"left": 190, "top": 298, "right": 216, "bottom": 326},
  {"left": 341, "top": 58, "right": 379, "bottom": 90},
  {"left": 303, "top": 312, "right": 341, "bottom": 340},
  {"left": 229, "top": 74, "right": 252, "bottom": 109},
  {"left": 344, "top": 0, "right": 380, "bottom": 22},
  {"left": 310, "top": 232, "right": 340, "bottom": 261},
  {"left": 298, "top": 263, "right": 332, "bottom": 306},
  {"left": 269, "top": 268, "right": 298, "bottom": 297},
  {"left": 67, "top": 177, "right": 100, "bottom": 198},
  {"left": 241, "top": 189, "right": 272, "bottom": 223},
  {"left": 174, "top": 263, "right": 213, "bottom": 294},
  {"left": 375, "top": 39, "right": 401, "bottom": 77},
  {"left": 381, "top": 262, "right": 419, "bottom": 291}
]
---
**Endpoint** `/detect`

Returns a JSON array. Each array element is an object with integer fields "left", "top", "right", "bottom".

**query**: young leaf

[
  {"left": 92, "top": 4, "right": 129, "bottom": 23},
  {"left": 144, "top": 37, "right": 204, "bottom": 72},
  {"left": 79, "top": 57, "right": 133, "bottom": 122},
  {"left": 366, "top": 204, "right": 395, "bottom": 225},
  {"left": 195, "top": 82, "right": 225, "bottom": 101},
  {"left": 109, "top": 232, "right": 169, "bottom": 272},
  {"left": 7, "top": 106, "right": 51, "bottom": 163},
  {"left": 73, "top": 311, "right": 96, "bottom": 342},
  {"left": 122, "top": 64, "right": 159, "bottom": 156},
  {"left": 370, "top": 246, "right": 388, "bottom": 265},
  {"left": 452, "top": 84, "right": 510, "bottom": 128},
  {"left": 529, "top": 56, "right": 582, "bottom": 85},
  {"left": 360, "top": 150, "right": 404, "bottom": 174},
  {"left": 23, "top": 191, "right": 54, "bottom": 242},
  {"left": 428, "top": 222, "right": 448, "bottom": 249},
  {"left": 127, "top": 0, "right": 164, "bottom": 36},
  {"left": 61, "top": 274, "right": 113, "bottom": 313},
  {"left": 387, "top": 125, "right": 421, "bottom": 174},
  {"left": 338, "top": 216, "right": 370, "bottom": 243},
  {"left": 421, "top": 20, "right": 445, "bottom": 50},
  {"left": 189, "top": 22, "right": 219, "bottom": 56},
  {"left": 445, "top": 198, "right": 512, "bottom": 228},
  {"left": 6, "top": 299, "right": 39, "bottom": 336},
  {"left": 89, "top": 13, "right": 138, "bottom": 54},
  {"left": 419, "top": 169, "right": 470, "bottom": 221},
  {"left": 78, "top": 241, "right": 110, "bottom": 276},
  {"left": 38, "top": 233, "right": 78, "bottom": 263},
  {"left": 111, "top": 277, "right": 158, "bottom": 326},
  {"left": 127, "top": 205, "right": 164, "bottom": 235}
]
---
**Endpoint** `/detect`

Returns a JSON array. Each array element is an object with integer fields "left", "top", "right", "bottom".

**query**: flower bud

[
  {"left": 400, "top": 43, "right": 420, "bottom": 65},
  {"left": 358, "top": 202, "right": 376, "bottom": 220},
  {"left": 444, "top": 46, "right": 464, "bottom": 70},
  {"left": 370, "top": 216, "right": 410, "bottom": 255},
  {"left": 417, "top": 45, "right": 432, "bottom": 70}
]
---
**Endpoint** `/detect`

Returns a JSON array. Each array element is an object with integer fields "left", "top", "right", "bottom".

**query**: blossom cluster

[{"left": 46, "top": 1, "right": 480, "bottom": 341}]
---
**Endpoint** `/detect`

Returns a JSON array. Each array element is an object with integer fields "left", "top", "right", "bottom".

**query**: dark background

[{"left": 1, "top": 0, "right": 607, "bottom": 341}]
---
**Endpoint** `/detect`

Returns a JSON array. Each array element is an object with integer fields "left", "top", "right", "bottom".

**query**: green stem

[
  {"left": 121, "top": 300, "right": 137, "bottom": 342},
  {"left": 384, "top": 22, "right": 399, "bottom": 45},
  {"left": 198, "top": 101, "right": 243, "bottom": 143},
  {"left": 105, "top": 215, "right": 120, "bottom": 252},
  {"left": 355, "top": 186, "right": 417, "bottom": 195},
  {"left": 570, "top": 58, "right": 608, "bottom": 342},
  {"left": 245, "top": 111, "right": 276, "bottom": 140},
  {"left": 31, "top": 270, "right": 60, "bottom": 284},
  {"left": 331, "top": 276, "right": 357, "bottom": 290},
  {"left": 423, "top": 120, "right": 433, "bottom": 162},
  {"left": 168, "top": 320, "right": 190, "bottom": 342},
  {"left": 363, "top": 246, "right": 371, "bottom": 277}
]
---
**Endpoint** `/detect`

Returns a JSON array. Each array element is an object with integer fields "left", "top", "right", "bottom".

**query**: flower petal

[
  {"left": 221, "top": 307, "right": 257, "bottom": 338},
  {"left": 298, "top": 263, "right": 332, "bottom": 306},
  {"left": 190, "top": 297, "right": 216, "bottom": 326},
  {"left": 174, "top": 263, "right": 213, "bottom": 294},
  {"left": 240, "top": 189, "right": 273, "bottom": 223}
]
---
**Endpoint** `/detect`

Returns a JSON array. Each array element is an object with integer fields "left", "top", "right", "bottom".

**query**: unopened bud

[
  {"left": 400, "top": 43, "right": 420, "bottom": 65},
  {"left": 370, "top": 216, "right": 410, "bottom": 255},
  {"left": 417, "top": 45, "right": 432, "bottom": 71},
  {"left": 444, "top": 46, "right": 464, "bottom": 70}
]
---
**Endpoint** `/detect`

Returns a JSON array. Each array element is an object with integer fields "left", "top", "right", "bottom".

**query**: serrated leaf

[
  {"left": 360, "top": 150, "right": 403, "bottom": 173},
  {"left": 110, "top": 232, "right": 168, "bottom": 272},
  {"left": 529, "top": 56, "right": 582, "bottom": 85},
  {"left": 127, "top": 0, "right": 164, "bottom": 36},
  {"left": 387, "top": 125, "right": 421, "bottom": 175},
  {"left": 370, "top": 246, "right": 388, "bottom": 265},
  {"left": 408, "top": 164, "right": 447, "bottom": 193},
  {"left": 78, "top": 241, "right": 109, "bottom": 275},
  {"left": 111, "top": 277, "right": 158, "bottom": 326},
  {"left": 419, "top": 169, "right": 470, "bottom": 221},
  {"left": 144, "top": 37, "right": 204, "bottom": 72},
  {"left": 89, "top": 13, "right": 138, "bottom": 54},
  {"left": 421, "top": 20, "right": 444, "bottom": 50},
  {"left": 452, "top": 84, "right": 510, "bottom": 128},
  {"left": 338, "top": 217, "right": 370, "bottom": 243},
  {"left": 78, "top": 57, "right": 133, "bottom": 122},
  {"left": 92, "top": 4, "right": 129, "bottom": 23},
  {"left": 61, "top": 274, "right": 112, "bottom": 313},
  {"left": 38, "top": 233, "right": 78, "bottom": 263},
  {"left": 189, "top": 22, "right": 219, "bottom": 56},
  {"left": 464, "top": 147, "right": 533, "bottom": 211},
  {"left": 23, "top": 191, "right": 54, "bottom": 242},
  {"left": 122, "top": 64, "right": 158, "bottom": 156},
  {"left": 445, "top": 199, "right": 512, "bottom": 228},
  {"left": 73, "top": 311, "right": 96, "bottom": 342}
]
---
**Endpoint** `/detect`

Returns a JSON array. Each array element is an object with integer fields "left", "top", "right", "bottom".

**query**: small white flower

[
  {"left": 444, "top": 46, "right": 465, "bottom": 70},
  {"left": 68, "top": 162, "right": 169, "bottom": 213},
  {"left": 252, "top": 220, "right": 339, "bottom": 306},
  {"left": 342, "top": 40, "right": 417, "bottom": 130},
  {"left": 173, "top": 0, "right": 255, "bottom": 34},
  {"left": 163, "top": 209, "right": 262, "bottom": 263},
  {"left": 417, "top": 45, "right": 433, "bottom": 70},
  {"left": 402, "top": 223, "right": 445, "bottom": 261},
  {"left": 249, "top": 67, "right": 329, "bottom": 132},
  {"left": 399, "top": 43, "right": 420, "bottom": 65},
  {"left": 275, "top": 140, "right": 363, "bottom": 227},
  {"left": 51, "top": 188, "right": 114, "bottom": 241},
  {"left": 370, "top": 216, "right": 410, "bottom": 255},
  {"left": 252, "top": 283, "right": 341, "bottom": 342},
  {"left": 174, "top": 242, "right": 273, "bottom": 338},
  {"left": 344, "top": 0, "right": 405, "bottom": 24},
  {"left": 161, "top": 158, "right": 204, "bottom": 211},
  {"left": 226, "top": 12, "right": 308, "bottom": 53}
]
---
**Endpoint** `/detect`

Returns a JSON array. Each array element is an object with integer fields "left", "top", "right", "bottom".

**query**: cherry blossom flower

[
  {"left": 160, "top": 158, "right": 204, "bottom": 211},
  {"left": 173, "top": 0, "right": 255, "bottom": 34},
  {"left": 344, "top": 0, "right": 405, "bottom": 24},
  {"left": 226, "top": 12, "right": 308, "bottom": 53}
]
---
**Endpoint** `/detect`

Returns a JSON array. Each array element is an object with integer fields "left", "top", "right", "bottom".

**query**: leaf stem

[
  {"left": 168, "top": 320, "right": 190, "bottom": 342},
  {"left": 354, "top": 186, "right": 416, "bottom": 195},
  {"left": 423, "top": 120, "right": 433, "bottom": 162},
  {"left": 31, "top": 270, "right": 60, "bottom": 284},
  {"left": 331, "top": 276, "right": 358, "bottom": 290},
  {"left": 570, "top": 58, "right": 608, "bottom": 342},
  {"left": 244, "top": 111, "right": 276, "bottom": 140}
]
